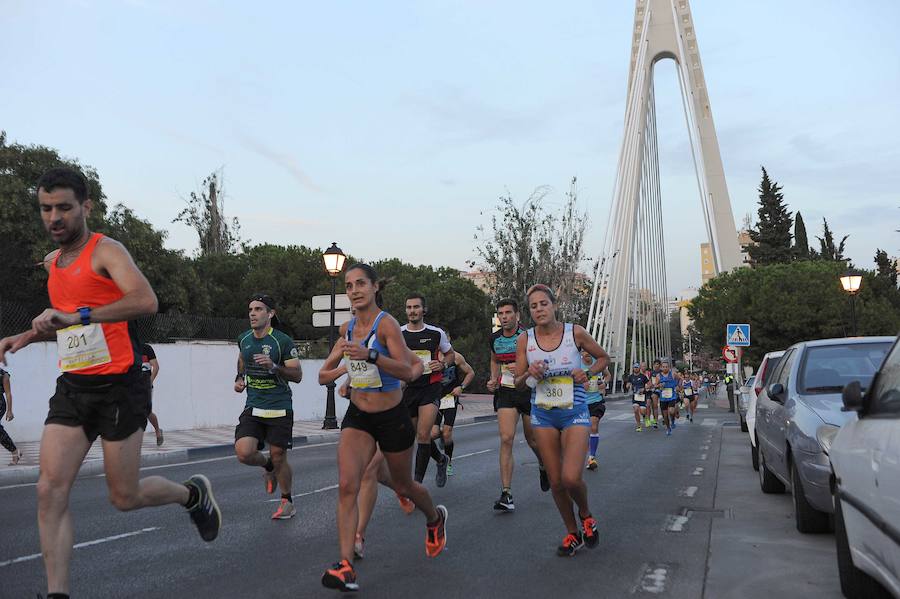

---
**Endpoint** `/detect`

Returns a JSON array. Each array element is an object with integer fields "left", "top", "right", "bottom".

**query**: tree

[
  {"left": 793, "top": 211, "right": 810, "bottom": 260},
  {"left": 747, "top": 167, "right": 793, "bottom": 266},
  {"left": 174, "top": 169, "right": 242, "bottom": 256},
  {"left": 669, "top": 309, "right": 684, "bottom": 363},
  {"left": 874, "top": 248, "right": 898, "bottom": 287},
  {"left": 688, "top": 260, "right": 900, "bottom": 367},
  {"left": 0, "top": 130, "right": 108, "bottom": 307},
  {"left": 815, "top": 218, "right": 849, "bottom": 261},
  {"left": 102, "top": 205, "right": 207, "bottom": 313},
  {"left": 471, "top": 177, "right": 590, "bottom": 323}
]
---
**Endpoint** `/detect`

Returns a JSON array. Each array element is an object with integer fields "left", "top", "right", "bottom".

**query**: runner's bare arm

[
  {"left": 275, "top": 358, "right": 302, "bottom": 383},
  {"left": 319, "top": 323, "right": 350, "bottom": 385},
  {"left": 573, "top": 325, "right": 610, "bottom": 375},
  {"left": 88, "top": 238, "right": 158, "bottom": 322},
  {"left": 457, "top": 354, "right": 475, "bottom": 390},
  {"left": 374, "top": 318, "right": 420, "bottom": 382},
  {"left": 234, "top": 354, "right": 246, "bottom": 392},
  {"left": 513, "top": 332, "right": 530, "bottom": 390},
  {"left": 487, "top": 351, "right": 500, "bottom": 392}
]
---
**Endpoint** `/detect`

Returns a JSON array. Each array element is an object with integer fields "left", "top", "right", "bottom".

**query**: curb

[{"left": 0, "top": 415, "right": 500, "bottom": 487}]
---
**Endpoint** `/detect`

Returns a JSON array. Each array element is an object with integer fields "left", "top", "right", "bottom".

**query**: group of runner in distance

[{"left": 0, "top": 166, "right": 692, "bottom": 596}]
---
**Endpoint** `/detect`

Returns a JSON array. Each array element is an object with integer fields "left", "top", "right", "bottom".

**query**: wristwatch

[
  {"left": 367, "top": 349, "right": 380, "bottom": 364},
  {"left": 77, "top": 306, "right": 92, "bottom": 326}
]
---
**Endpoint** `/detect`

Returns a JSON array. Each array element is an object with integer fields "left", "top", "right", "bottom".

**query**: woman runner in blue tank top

[
  {"left": 318, "top": 264, "right": 449, "bottom": 592},
  {"left": 513, "top": 284, "right": 611, "bottom": 557}
]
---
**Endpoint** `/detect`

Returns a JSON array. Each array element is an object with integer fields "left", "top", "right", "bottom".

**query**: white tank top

[{"left": 526, "top": 323, "right": 586, "bottom": 409}]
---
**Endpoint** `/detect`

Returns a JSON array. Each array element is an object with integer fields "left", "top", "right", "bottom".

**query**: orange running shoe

[
  {"left": 321, "top": 559, "right": 358, "bottom": 592},
  {"left": 396, "top": 493, "right": 415, "bottom": 515},
  {"left": 425, "top": 505, "right": 448, "bottom": 558}
]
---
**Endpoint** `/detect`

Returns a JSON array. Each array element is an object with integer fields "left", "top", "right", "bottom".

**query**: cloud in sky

[{"left": 233, "top": 130, "right": 323, "bottom": 193}]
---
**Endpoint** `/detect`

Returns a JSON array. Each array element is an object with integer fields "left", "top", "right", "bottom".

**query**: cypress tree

[
  {"left": 793, "top": 212, "right": 810, "bottom": 260},
  {"left": 747, "top": 167, "right": 793, "bottom": 266}
]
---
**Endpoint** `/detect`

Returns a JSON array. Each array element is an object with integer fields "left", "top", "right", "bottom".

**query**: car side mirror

[
  {"left": 768, "top": 383, "right": 785, "bottom": 403},
  {"left": 841, "top": 381, "right": 864, "bottom": 412}
]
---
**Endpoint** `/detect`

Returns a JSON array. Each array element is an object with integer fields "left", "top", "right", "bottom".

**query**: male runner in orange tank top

[{"left": 0, "top": 167, "right": 221, "bottom": 599}]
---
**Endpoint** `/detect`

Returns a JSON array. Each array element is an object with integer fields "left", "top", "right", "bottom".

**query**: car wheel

[
  {"left": 740, "top": 415, "right": 748, "bottom": 433},
  {"left": 790, "top": 460, "right": 829, "bottom": 533},
  {"left": 758, "top": 446, "right": 785, "bottom": 494},
  {"left": 750, "top": 441, "right": 759, "bottom": 471},
  {"left": 834, "top": 492, "right": 891, "bottom": 598}
]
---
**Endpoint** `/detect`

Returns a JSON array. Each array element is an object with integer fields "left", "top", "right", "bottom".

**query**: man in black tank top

[
  {"left": 400, "top": 294, "right": 454, "bottom": 487},
  {"left": 432, "top": 351, "right": 475, "bottom": 477}
]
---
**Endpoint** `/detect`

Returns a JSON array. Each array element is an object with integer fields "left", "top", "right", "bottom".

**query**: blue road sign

[{"left": 726, "top": 323, "right": 750, "bottom": 347}]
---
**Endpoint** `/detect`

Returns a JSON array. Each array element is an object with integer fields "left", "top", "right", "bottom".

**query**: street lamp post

[
  {"left": 839, "top": 269, "right": 863, "bottom": 337},
  {"left": 322, "top": 242, "right": 347, "bottom": 429}
]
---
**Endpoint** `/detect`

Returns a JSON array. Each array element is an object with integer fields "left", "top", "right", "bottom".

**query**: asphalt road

[{"left": 0, "top": 402, "right": 775, "bottom": 598}]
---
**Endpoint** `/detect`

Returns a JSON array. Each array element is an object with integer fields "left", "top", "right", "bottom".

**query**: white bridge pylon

[{"left": 587, "top": 0, "right": 742, "bottom": 383}]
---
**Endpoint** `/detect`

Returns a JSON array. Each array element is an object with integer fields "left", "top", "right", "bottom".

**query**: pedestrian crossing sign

[{"left": 726, "top": 324, "right": 750, "bottom": 347}]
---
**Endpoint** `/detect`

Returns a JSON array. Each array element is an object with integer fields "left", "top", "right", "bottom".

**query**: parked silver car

[
  {"left": 737, "top": 375, "right": 756, "bottom": 432},
  {"left": 755, "top": 336, "right": 894, "bottom": 533},
  {"left": 748, "top": 350, "right": 785, "bottom": 472},
  {"left": 820, "top": 335, "right": 900, "bottom": 598}
]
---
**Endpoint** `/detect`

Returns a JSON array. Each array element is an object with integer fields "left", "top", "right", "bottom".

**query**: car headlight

[{"left": 816, "top": 425, "right": 840, "bottom": 456}]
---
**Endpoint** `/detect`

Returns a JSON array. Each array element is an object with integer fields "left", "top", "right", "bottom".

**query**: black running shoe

[
  {"left": 493, "top": 491, "right": 515, "bottom": 512},
  {"left": 322, "top": 559, "right": 358, "bottom": 592},
  {"left": 539, "top": 466, "right": 550, "bottom": 492},
  {"left": 435, "top": 456, "right": 448, "bottom": 488},
  {"left": 557, "top": 532, "right": 584, "bottom": 556},
  {"left": 184, "top": 474, "right": 221, "bottom": 542}
]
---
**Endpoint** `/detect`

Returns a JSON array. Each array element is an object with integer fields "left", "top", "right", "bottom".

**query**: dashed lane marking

[
  {"left": 0, "top": 527, "right": 161, "bottom": 568},
  {"left": 664, "top": 514, "right": 691, "bottom": 532},
  {"left": 692, "top": 467, "right": 704, "bottom": 476},
  {"left": 699, "top": 454, "right": 707, "bottom": 461},
  {"left": 679, "top": 486, "right": 698, "bottom": 497},
  {"left": 633, "top": 563, "right": 671, "bottom": 594}
]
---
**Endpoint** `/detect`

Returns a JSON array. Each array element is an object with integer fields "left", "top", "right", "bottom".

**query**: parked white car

[
  {"left": 748, "top": 350, "right": 785, "bottom": 471},
  {"left": 821, "top": 335, "right": 900, "bottom": 598}
]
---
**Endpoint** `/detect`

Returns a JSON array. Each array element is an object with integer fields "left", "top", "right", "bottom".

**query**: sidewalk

[
  {"left": 0, "top": 395, "right": 498, "bottom": 486},
  {"left": 705, "top": 389, "right": 841, "bottom": 598}
]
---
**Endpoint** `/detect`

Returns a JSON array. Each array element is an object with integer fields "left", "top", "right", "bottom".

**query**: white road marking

[
  {"left": 701, "top": 419, "right": 717, "bottom": 426},
  {"left": 699, "top": 454, "right": 707, "bottom": 461},
  {"left": 636, "top": 564, "right": 670, "bottom": 594},
  {"left": 454, "top": 449, "right": 494, "bottom": 459},
  {"left": 700, "top": 445, "right": 709, "bottom": 450},
  {"left": 692, "top": 467, "right": 704, "bottom": 476},
  {"left": 680, "top": 486, "right": 698, "bottom": 497},
  {"left": 0, "top": 527, "right": 160, "bottom": 568},
  {"left": 665, "top": 515, "right": 690, "bottom": 532},
  {"left": 267, "top": 484, "right": 339, "bottom": 502}
]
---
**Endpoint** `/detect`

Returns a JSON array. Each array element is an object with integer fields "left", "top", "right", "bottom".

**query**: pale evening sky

[{"left": 3, "top": 1, "right": 898, "bottom": 296}]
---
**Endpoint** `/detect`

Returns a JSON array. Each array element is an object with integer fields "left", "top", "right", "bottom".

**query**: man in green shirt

[{"left": 234, "top": 294, "right": 302, "bottom": 520}]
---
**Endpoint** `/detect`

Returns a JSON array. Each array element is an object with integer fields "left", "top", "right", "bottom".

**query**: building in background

[{"left": 700, "top": 243, "right": 715, "bottom": 284}]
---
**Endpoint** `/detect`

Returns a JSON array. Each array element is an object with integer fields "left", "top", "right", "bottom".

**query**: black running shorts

[
  {"left": 588, "top": 401, "right": 606, "bottom": 420},
  {"left": 435, "top": 406, "right": 458, "bottom": 428},
  {"left": 402, "top": 383, "right": 441, "bottom": 419},
  {"left": 495, "top": 387, "right": 531, "bottom": 416},
  {"left": 341, "top": 401, "right": 415, "bottom": 453},
  {"left": 235, "top": 408, "right": 294, "bottom": 450},
  {"left": 45, "top": 369, "right": 150, "bottom": 444},
  {"left": 659, "top": 400, "right": 677, "bottom": 410}
]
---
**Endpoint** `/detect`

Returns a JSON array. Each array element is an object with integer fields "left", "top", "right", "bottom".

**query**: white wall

[{"left": 2, "top": 341, "right": 348, "bottom": 443}]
